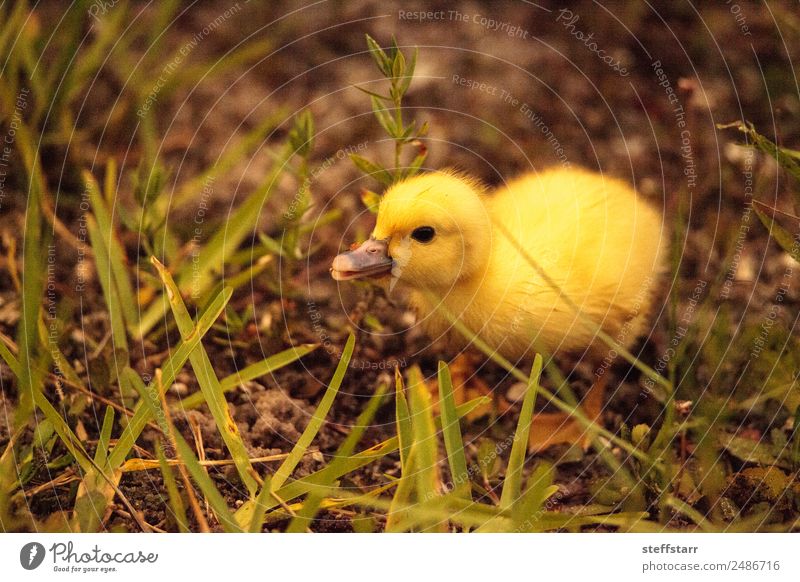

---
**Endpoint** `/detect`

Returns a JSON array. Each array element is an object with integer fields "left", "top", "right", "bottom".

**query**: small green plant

[
  {"left": 719, "top": 120, "right": 800, "bottom": 263},
  {"left": 350, "top": 35, "right": 429, "bottom": 211}
]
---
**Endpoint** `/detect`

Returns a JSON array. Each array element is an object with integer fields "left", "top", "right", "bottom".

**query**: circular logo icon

[{"left": 20, "top": 542, "right": 46, "bottom": 570}]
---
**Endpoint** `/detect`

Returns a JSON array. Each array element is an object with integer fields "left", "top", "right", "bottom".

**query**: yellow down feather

[{"left": 371, "top": 167, "right": 665, "bottom": 360}]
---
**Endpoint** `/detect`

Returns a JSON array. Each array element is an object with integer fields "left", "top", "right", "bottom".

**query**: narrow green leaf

[
  {"left": 172, "top": 430, "right": 242, "bottom": 532},
  {"left": 87, "top": 216, "right": 128, "bottom": 356},
  {"left": 249, "top": 333, "right": 354, "bottom": 531},
  {"left": 398, "top": 48, "right": 418, "bottom": 96},
  {"left": 513, "top": 463, "right": 556, "bottom": 533},
  {"left": 0, "top": 337, "right": 20, "bottom": 377},
  {"left": 752, "top": 203, "right": 800, "bottom": 263},
  {"left": 107, "top": 286, "right": 232, "bottom": 471},
  {"left": 31, "top": 390, "right": 93, "bottom": 474},
  {"left": 437, "top": 361, "right": 470, "bottom": 502},
  {"left": 94, "top": 406, "right": 115, "bottom": 469},
  {"left": 394, "top": 367, "right": 412, "bottom": 471},
  {"left": 391, "top": 47, "right": 406, "bottom": 81},
  {"left": 237, "top": 395, "right": 489, "bottom": 526},
  {"left": 286, "top": 381, "right": 390, "bottom": 532},
  {"left": 371, "top": 95, "right": 397, "bottom": 137},
  {"left": 500, "top": 353, "right": 542, "bottom": 510},
  {"left": 719, "top": 120, "right": 800, "bottom": 210},
  {"left": 155, "top": 439, "right": 189, "bottom": 533},
  {"left": 349, "top": 154, "right": 394, "bottom": 186},
  {"left": 152, "top": 258, "right": 257, "bottom": 495},
  {"left": 365, "top": 34, "right": 391, "bottom": 76},
  {"left": 137, "top": 145, "right": 294, "bottom": 338},
  {"left": 270, "top": 333, "right": 353, "bottom": 491},
  {"left": 406, "top": 365, "right": 443, "bottom": 530},
  {"left": 177, "top": 343, "right": 320, "bottom": 409},
  {"left": 84, "top": 160, "right": 137, "bottom": 337}
]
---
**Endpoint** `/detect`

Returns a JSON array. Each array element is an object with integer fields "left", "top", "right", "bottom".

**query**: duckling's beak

[{"left": 331, "top": 238, "right": 393, "bottom": 281}]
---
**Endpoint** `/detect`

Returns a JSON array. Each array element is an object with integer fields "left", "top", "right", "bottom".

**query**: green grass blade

[
  {"left": 152, "top": 257, "right": 257, "bottom": 495},
  {"left": 249, "top": 333, "right": 353, "bottom": 531},
  {"left": 155, "top": 439, "right": 190, "bottom": 532},
  {"left": 38, "top": 317, "right": 82, "bottom": 387},
  {"left": 406, "top": 365, "right": 443, "bottom": 531},
  {"left": 175, "top": 144, "right": 293, "bottom": 298},
  {"left": 31, "top": 390, "right": 93, "bottom": 474},
  {"left": 719, "top": 120, "right": 800, "bottom": 209},
  {"left": 136, "top": 145, "right": 294, "bottom": 339},
  {"left": 513, "top": 463, "right": 557, "bottom": 533},
  {"left": 14, "top": 114, "right": 47, "bottom": 428},
  {"left": 107, "top": 286, "right": 232, "bottom": 471},
  {"left": 222, "top": 343, "right": 320, "bottom": 393},
  {"left": 286, "top": 380, "right": 390, "bottom": 532},
  {"left": 84, "top": 171, "right": 138, "bottom": 335},
  {"left": 437, "top": 361, "right": 470, "bottom": 502},
  {"left": 385, "top": 445, "right": 419, "bottom": 532},
  {"left": 239, "top": 396, "right": 490, "bottom": 526},
  {"left": 500, "top": 353, "right": 542, "bottom": 511},
  {"left": 94, "top": 406, "right": 115, "bottom": 469},
  {"left": 394, "top": 367, "right": 412, "bottom": 470},
  {"left": 87, "top": 215, "right": 128, "bottom": 356},
  {"left": 172, "top": 430, "right": 242, "bottom": 532},
  {"left": 753, "top": 203, "right": 800, "bottom": 263},
  {"left": 173, "top": 343, "right": 319, "bottom": 411},
  {"left": 0, "top": 337, "right": 20, "bottom": 377},
  {"left": 270, "top": 333, "right": 354, "bottom": 491}
]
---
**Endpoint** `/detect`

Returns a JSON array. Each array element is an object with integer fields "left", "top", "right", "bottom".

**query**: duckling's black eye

[{"left": 411, "top": 226, "right": 436, "bottom": 243}]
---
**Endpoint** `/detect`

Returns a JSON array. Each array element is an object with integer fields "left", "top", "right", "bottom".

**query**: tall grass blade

[
  {"left": 248, "top": 332, "right": 354, "bottom": 531},
  {"left": 499, "top": 353, "right": 542, "bottom": 510},
  {"left": 286, "top": 380, "right": 390, "bottom": 532},
  {"left": 437, "top": 361, "right": 470, "bottom": 502},
  {"left": 107, "top": 286, "right": 232, "bottom": 471},
  {"left": 152, "top": 257, "right": 257, "bottom": 495},
  {"left": 393, "top": 366, "right": 413, "bottom": 470}
]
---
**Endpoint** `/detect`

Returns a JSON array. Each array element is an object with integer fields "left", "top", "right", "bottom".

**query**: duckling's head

[{"left": 331, "top": 171, "right": 491, "bottom": 291}]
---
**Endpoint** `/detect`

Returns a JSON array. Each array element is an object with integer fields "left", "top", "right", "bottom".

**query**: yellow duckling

[{"left": 332, "top": 167, "right": 664, "bottom": 449}]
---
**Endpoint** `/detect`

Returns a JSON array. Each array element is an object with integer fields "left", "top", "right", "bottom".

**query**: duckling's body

[{"left": 333, "top": 168, "right": 664, "bottom": 361}]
